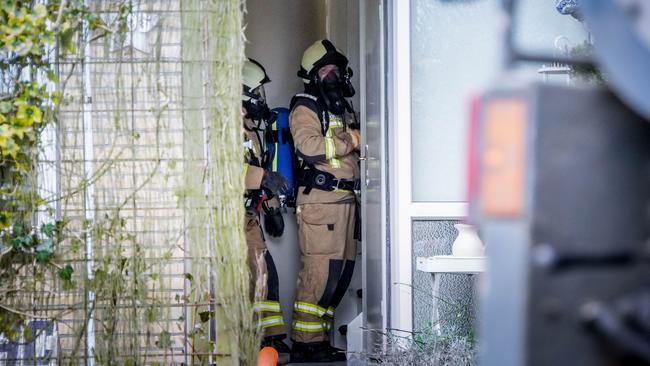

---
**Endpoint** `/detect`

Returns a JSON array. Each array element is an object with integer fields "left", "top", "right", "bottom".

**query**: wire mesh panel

[{"left": 2, "top": 1, "right": 253, "bottom": 365}]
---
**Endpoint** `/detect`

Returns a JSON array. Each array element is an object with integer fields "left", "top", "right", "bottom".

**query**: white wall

[
  {"left": 244, "top": 0, "right": 327, "bottom": 341},
  {"left": 324, "top": 0, "right": 361, "bottom": 108},
  {"left": 245, "top": 0, "right": 326, "bottom": 108}
]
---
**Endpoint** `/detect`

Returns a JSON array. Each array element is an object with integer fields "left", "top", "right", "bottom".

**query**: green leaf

[
  {"left": 145, "top": 307, "right": 160, "bottom": 322},
  {"left": 156, "top": 330, "right": 173, "bottom": 348},
  {"left": 41, "top": 31, "right": 56, "bottom": 45},
  {"left": 58, "top": 264, "right": 74, "bottom": 281},
  {"left": 184, "top": 273, "right": 193, "bottom": 282},
  {"left": 22, "top": 326, "right": 32, "bottom": 342},
  {"left": 33, "top": 4, "right": 47, "bottom": 18},
  {"left": 12, "top": 223, "right": 23, "bottom": 236},
  {"left": 11, "top": 234, "right": 32, "bottom": 250},
  {"left": 46, "top": 70, "right": 58, "bottom": 83},
  {"left": 40, "top": 222, "right": 55, "bottom": 238},
  {"left": 35, "top": 238, "right": 54, "bottom": 262},
  {"left": 51, "top": 90, "right": 61, "bottom": 105},
  {"left": 59, "top": 28, "right": 76, "bottom": 54},
  {"left": 70, "top": 238, "right": 82, "bottom": 253},
  {"left": 35, "top": 250, "right": 51, "bottom": 262},
  {"left": 0, "top": 102, "right": 11, "bottom": 114},
  {"left": 198, "top": 310, "right": 213, "bottom": 323},
  {"left": 86, "top": 13, "right": 100, "bottom": 30},
  {"left": 0, "top": 212, "right": 11, "bottom": 229}
]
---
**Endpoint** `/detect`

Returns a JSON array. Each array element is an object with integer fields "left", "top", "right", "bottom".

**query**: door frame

[
  {"left": 358, "top": 0, "right": 390, "bottom": 347},
  {"left": 386, "top": 0, "right": 469, "bottom": 334}
]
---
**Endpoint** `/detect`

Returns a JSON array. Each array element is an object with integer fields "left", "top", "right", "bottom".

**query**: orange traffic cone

[{"left": 258, "top": 346, "right": 279, "bottom": 366}]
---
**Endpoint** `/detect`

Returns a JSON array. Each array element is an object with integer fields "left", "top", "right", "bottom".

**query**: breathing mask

[
  {"left": 243, "top": 85, "right": 277, "bottom": 130},
  {"left": 316, "top": 66, "right": 355, "bottom": 115}
]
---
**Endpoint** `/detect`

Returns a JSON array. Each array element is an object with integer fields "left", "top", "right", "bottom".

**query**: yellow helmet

[
  {"left": 243, "top": 58, "right": 270, "bottom": 101},
  {"left": 298, "top": 39, "right": 349, "bottom": 84}
]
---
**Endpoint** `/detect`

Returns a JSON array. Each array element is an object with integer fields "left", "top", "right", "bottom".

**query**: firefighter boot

[{"left": 290, "top": 341, "right": 347, "bottom": 363}]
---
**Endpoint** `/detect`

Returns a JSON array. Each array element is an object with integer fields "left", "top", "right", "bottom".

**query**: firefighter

[
  {"left": 242, "top": 58, "right": 291, "bottom": 355},
  {"left": 288, "top": 40, "right": 361, "bottom": 363}
]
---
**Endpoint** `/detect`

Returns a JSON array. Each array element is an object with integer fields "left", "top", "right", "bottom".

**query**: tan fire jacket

[
  {"left": 243, "top": 117, "right": 266, "bottom": 191},
  {"left": 289, "top": 104, "right": 360, "bottom": 205}
]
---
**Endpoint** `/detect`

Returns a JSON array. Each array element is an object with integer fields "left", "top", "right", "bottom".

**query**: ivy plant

[{"left": 0, "top": 0, "right": 129, "bottom": 342}]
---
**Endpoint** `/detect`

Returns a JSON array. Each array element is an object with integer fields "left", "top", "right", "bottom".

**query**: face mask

[
  {"left": 340, "top": 67, "right": 355, "bottom": 98},
  {"left": 320, "top": 71, "right": 347, "bottom": 115},
  {"left": 243, "top": 97, "right": 276, "bottom": 130}
]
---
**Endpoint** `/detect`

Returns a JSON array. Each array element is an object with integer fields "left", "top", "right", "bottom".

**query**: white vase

[{"left": 452, "top": 224, "right": 485, "bottom": 257}]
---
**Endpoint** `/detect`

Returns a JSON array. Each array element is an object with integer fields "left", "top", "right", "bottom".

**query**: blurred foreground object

[
  {"left": 475, "top": 1, "right": 650, "bottom": 365},
  {"left": 475, "top": 84, "right": 650, "bottom": 366},
  {"left": 581, "top": 0, "right": 650, "bottom": 120},
  {"left": 504, "top": 0, "right": 650, "bottom": 119}
]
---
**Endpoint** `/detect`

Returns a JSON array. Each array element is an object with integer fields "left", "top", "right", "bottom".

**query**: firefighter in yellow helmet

[
  {"left": 288, "top": 40, "right": 361, "bottom": 363},
  {"left": 242, "top": 58, "right": 291, "bottom": 355}
]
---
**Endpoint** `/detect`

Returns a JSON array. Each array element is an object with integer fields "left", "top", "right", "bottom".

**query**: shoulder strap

[
  {"left": 290, "top": 93, "right": 329, "bottom": 136},
  {"left": 290, "top": 93, "right": 320, "bottom": 118}
]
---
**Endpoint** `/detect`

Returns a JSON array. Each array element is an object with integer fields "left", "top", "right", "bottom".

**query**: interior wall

[
  {"left": 245, "top": 0, "right": 327, "bottom": 108},
  {"left": 324, "top": 0, "right": 361, "bottom": 109},
  {"left": 244, "top": 0, "right": 327, "bottom": 340}
]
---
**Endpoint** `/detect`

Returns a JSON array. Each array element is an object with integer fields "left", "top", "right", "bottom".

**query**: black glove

[
  {"left": 263, "top": 206, "right": 285, "bottom": 237},
  {"left": 260, "top": 171, "right": 288, "bottom": 197}
]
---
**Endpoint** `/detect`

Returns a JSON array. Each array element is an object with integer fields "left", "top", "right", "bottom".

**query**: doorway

[{"left": 244, "top": 0, "right": 388, "bottom": 354}]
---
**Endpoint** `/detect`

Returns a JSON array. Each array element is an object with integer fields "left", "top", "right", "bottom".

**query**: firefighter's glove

[
  {"left": 264, "top": 206, "right": 285, "bottom": 237},
  {"left": 347, "top": 129, "right": 361, "bottom": 151},
  {"left": 261, "top": 171, "right": 288, "bottom": 197}
]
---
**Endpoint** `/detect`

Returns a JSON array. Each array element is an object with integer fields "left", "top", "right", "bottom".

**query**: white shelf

[{"left": 416, "top": 255, "right": 486, "bottom": 274}]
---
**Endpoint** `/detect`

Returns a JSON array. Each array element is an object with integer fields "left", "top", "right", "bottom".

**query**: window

[{"left": 410, "top": 0, "right": 500, "bottom": 202}]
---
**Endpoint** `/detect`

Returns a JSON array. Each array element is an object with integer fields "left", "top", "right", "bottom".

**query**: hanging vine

[
  {"left": 2, "top": 1, "right": 251, "bottom": 364},
  {"left": 0, "top": 0, "right": 129, "bottom": 341}
]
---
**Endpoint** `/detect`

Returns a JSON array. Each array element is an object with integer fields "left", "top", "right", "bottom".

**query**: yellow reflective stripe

[
  {"left": 255, "top": 301, "right": 281, "bottom": 313},
  {"left": 243, "top": 163, "right": 249, "bottom": 178},
  {"left": 329, "top": 116, "right": 344, "bottom": 128},
  {"left": 260, "top": 315, "right": 284, "bottom": 329},
  {"left": 322, "top": 317, "right": 332, "bottom": 330},
  {"left": 271, "top": 124, "right": 278, "bottom": 172},
  {"left": 292, "top": 320, "right": 324, "bottom": 332},
  {"left": 294, "top": 306, "right": 322, "bottom": 317},
  {"left": 326, "top": 307, "right": 335, "bottom": 317},
  {"left": 325, "top": 128, "right": 341, "bottom": 168},
  {"left": 273, "top": 143, "right": 278, "bottom": 172},
  {"left": 324, "top": 131, "right": 335, "bottom": 160},
  {"left": 331, "top": 157, "right": 341, "bottom": 168},
  {"left": 294, "top": 301, "right": 327, "bottom": 317}
]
